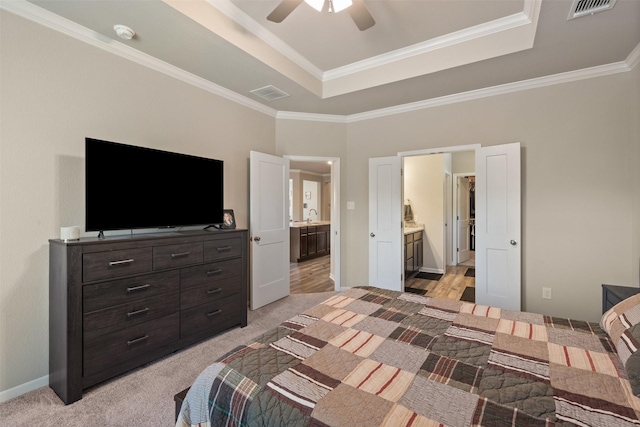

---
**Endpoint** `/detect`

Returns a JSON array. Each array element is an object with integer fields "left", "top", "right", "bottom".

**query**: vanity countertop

[
  {"left": 404, "top": 226, "right": 424, "bottom": 235},
  {"left": 290, "top": 221, "right": 331, "bottom": 228}
]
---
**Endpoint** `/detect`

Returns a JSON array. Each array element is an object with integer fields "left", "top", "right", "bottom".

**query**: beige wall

[
  {"left": 345, "top": 68, "right": 639, "bottom": 323},
  {"left": 289, "top": 170, "right": 329, "bottom": 222},
  {"left": 0, "top": 12, "right": 275, "bottom": 396},
  {"left": 404, "top": 155, "right": 445, "bottom": 272},
  {"left": 452, "top": 151, "right": 475, "bottom": 174},
  {"left": 2, "top": 7, "right": 639, "bottom": 402}
]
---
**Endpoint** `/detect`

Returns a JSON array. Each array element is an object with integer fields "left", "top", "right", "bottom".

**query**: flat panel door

[
  {"left": 475, "top": 143, "right": 521, "bottom": 311},
  {"left": 368, "top": 156, "right": 403, "bottom": 291},
  {"left": 457, "top": 177, "right": 471, "bottom": 264},
  {"left": 249, "top": 151, "right": 290, "bottom": 310}
]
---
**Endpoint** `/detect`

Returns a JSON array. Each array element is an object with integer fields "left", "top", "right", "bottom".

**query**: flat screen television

[{"left": 85, "top": 138, "right": 224, "bottom": 232}]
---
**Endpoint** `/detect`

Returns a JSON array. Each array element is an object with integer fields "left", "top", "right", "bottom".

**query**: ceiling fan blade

[
  {"left": 267, "top": 0, "right": 305, "bottom": 23},
  {"left": 348, "top": 0, "right": 375, "bottom": 31}
]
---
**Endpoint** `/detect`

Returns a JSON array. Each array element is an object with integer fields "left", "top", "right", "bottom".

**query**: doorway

[
  {"left": 400, "top": 148, "right": 477, "bottom": 302},
  {"left": 453, "top": 173, "right": 476, "bottom": 269},
  {"left": 286, "top": 156, "right": 340, "bottom": 294},
  {"left": 388, "top": 142, "right": 521, "bottom": 310}
]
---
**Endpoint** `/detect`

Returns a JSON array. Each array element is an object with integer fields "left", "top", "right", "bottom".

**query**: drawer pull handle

[
  {"left": 207, "top": 288, "right": 223, "bottom": 295},
  {"left": 127, "top": 307, "right": 150, "bottom": 318},
  {"left": 207, "top": 309, "right": 223, "bottom": 317},
  {"left": 126, "top": 284, "right": 150, "bottom": 293},
  {"left": 216, "top": 246, "right": 232, "bottom": 252},
  {"left": 109, "top": 258, "right": 134, "bottom": 267},
  {"left": 126, "top": 335, "right": 149, "bottom": 346},
  {"left": 206, "top": 269, "right": 223, "bottom": 276},
  {"left": 171, "top": 251, "right": 190, "bottom": 259}
]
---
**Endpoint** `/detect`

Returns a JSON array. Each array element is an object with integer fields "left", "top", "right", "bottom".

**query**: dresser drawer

[
  {"left": 83, "top": 248, "right": 152, "bottom": 282},
  {"left": 153, "top": 242, "right": 203, "bottom": 270},
  {"left": 83, "top": 270, "right": 179, "bottom": 313},
  {"left": 180, "top": 294, "right": 242, "bottom": 338},
  {"left": 204, "top": 237, "right": 243, "bottom": 262},
  {"left": 83, "top": 291, "right": 179, "bottom": 335},
  {"left": 180, "top": 258, "right": 242, "bottom": 289},
  {"left": 180, "top": 277, "right": 241, "bottom": 311},
  {"left": 83, "top": 313, "right": 179, "bottom": 378}
]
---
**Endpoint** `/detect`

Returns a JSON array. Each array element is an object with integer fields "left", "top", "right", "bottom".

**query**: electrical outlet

[
  {"left": 347, "top": 201, "right": 355, "bottom": 210},
  {"left": 542, "top": 287, "right": 552, "bottom": 300}
]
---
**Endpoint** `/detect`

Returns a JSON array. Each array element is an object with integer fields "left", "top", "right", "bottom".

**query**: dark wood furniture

[
  {"left": 290, "top": 224, "right": 330, "bottom": 262},
  {"left": 175, "top": 387, "right": 190, "bottom": 420},
  {"left": 602, "top": 284, "right": 640, "bottom": 314},
  {"left": 49, "top": 229, "right": 248, "bottom": 404},
  {"left": 404, "top": 229, "right": 423, "bottom": 278}
]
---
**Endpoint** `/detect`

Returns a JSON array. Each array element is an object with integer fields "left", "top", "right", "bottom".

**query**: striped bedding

[{"left": 176, "top": 286, "right": 640, "bottom": 426}]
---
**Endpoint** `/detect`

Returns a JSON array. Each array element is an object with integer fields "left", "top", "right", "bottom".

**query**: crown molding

[
  {"left": 627, "top": 42, "right": 640, "bottom": 70},
  {"left": 206, "top": 0, "right": 323, "bottom": 81},
  {"left": 3, "top": 1, "right": 637, "bottom": 125},
  {"left": 1, "top": 0, "right": 278, "bottom": 118},
  {"left": 278, "top": 54, "right": 637, "bottom": 124},
  {"left": 192, "top": 0, "right": 542, "bottom": 97},
  {"left": 324, "top": 9, "right": 532, "bottom": 81},
  {"left": 277, "top": 111, "right": 349, "bottom": 123}
]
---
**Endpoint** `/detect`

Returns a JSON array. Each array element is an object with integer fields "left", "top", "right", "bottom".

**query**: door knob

[
  {"left": 254, "top": 236, "right": 261, "bottom": 242},
  {"left": 510, "top": 240, "right": 517, "bottom": 246},
  {"left": 370, "top": 233, "right": 375, "bottom": 237}
]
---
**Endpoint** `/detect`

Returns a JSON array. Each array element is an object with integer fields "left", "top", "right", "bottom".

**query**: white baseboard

[
  {"left": 420, "top": 267, "right": 445, "bottom": 275},
  {"left": 0, "top": 375, "right": 49, "bottom": 404}
]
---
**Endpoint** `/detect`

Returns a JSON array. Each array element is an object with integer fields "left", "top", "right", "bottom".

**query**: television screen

[{"left": 85, "top": 138, "right": 224, "bottom": 232}]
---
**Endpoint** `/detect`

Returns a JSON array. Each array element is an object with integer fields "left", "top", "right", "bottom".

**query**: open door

[
  {"left": 368, "top": 156, "right": 403, "bottom": 291},
  {"left": 475, "top": 143, "right": 521, "bottom": 311},
  {"left": 457, "top": 177, "right": 471, "bottom": 264},
  {"left": 249, "top": 151, "right": 290, "bottom": 310}
]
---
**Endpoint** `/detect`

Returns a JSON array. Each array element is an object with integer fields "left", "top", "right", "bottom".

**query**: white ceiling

[{"left": 7, "top": 0, "right": 640, "bottom": 117}]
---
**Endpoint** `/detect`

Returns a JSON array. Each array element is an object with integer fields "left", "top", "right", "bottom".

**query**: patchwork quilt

[{"left": 176, "top": 286, "right": 640, "bottom": 426}]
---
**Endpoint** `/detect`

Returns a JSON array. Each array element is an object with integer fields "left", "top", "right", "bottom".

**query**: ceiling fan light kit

[
  {"left": 268, "top": 0, "right": 374, "bottom": 30},
  {"left": 304, "top": 0, "right": 324, "bottom": 12},
  {"left": 304, "top": 0, "right": 352, "bottom": 13}
]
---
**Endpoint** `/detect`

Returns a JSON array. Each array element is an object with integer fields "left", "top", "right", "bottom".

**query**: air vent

[
  {"left": 568, "top": 0, "right": 616, "bottom": 20},
  {"left": 250, "top": 85, "right": 289, "bottom": 101}
]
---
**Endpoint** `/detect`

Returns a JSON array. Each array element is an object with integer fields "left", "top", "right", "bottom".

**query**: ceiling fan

[{"left": 267, "top": 0, "right": 375, "bottom": 31}]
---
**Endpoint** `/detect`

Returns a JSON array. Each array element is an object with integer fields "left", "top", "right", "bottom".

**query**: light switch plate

[{"left": 347, "top": 201, "right": 355, "bottom": 210}]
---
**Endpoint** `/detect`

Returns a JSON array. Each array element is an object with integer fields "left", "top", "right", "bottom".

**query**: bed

[{"left": 175, "top": 286, "right": 640, "bottom": 426}]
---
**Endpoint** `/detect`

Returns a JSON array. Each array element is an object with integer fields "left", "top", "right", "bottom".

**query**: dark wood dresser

[
  {"left": 49, "top": 229, "right": 248, "bottom": 404},
  {"left": 602, "top": 283, "right": 640, "bottom": 314}
]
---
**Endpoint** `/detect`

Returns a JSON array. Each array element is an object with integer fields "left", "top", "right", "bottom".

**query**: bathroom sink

[{"left": 290, "top": 221, "right": 330, "bottom": 227}]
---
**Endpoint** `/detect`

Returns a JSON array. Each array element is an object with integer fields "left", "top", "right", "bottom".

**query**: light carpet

[{"left": 0, "top": 291, "right": 336, "bottom": 427}]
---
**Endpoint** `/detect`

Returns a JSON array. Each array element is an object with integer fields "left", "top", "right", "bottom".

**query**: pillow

[{"left": 600, "top": 293, "right": 640, "bottom": 395}]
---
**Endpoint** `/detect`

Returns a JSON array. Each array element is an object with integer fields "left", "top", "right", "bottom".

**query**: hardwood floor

[
  {"left": 290, "top": 254, "right": 475, "bottom": 303},
  {"left": 290, "top": 255, "right": 334, "bottom": 294},
  {"left": 405, "top": 265, "right": 475, "bottom": 302}
]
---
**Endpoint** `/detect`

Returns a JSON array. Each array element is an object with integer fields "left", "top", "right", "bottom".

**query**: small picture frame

[{"left": 221, "top": 209, "right": 236, "bottom": 229}]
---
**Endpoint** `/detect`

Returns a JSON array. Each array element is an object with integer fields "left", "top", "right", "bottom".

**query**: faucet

[{"left": 307, "top": 208, "right": 318, "bottom": 222}]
